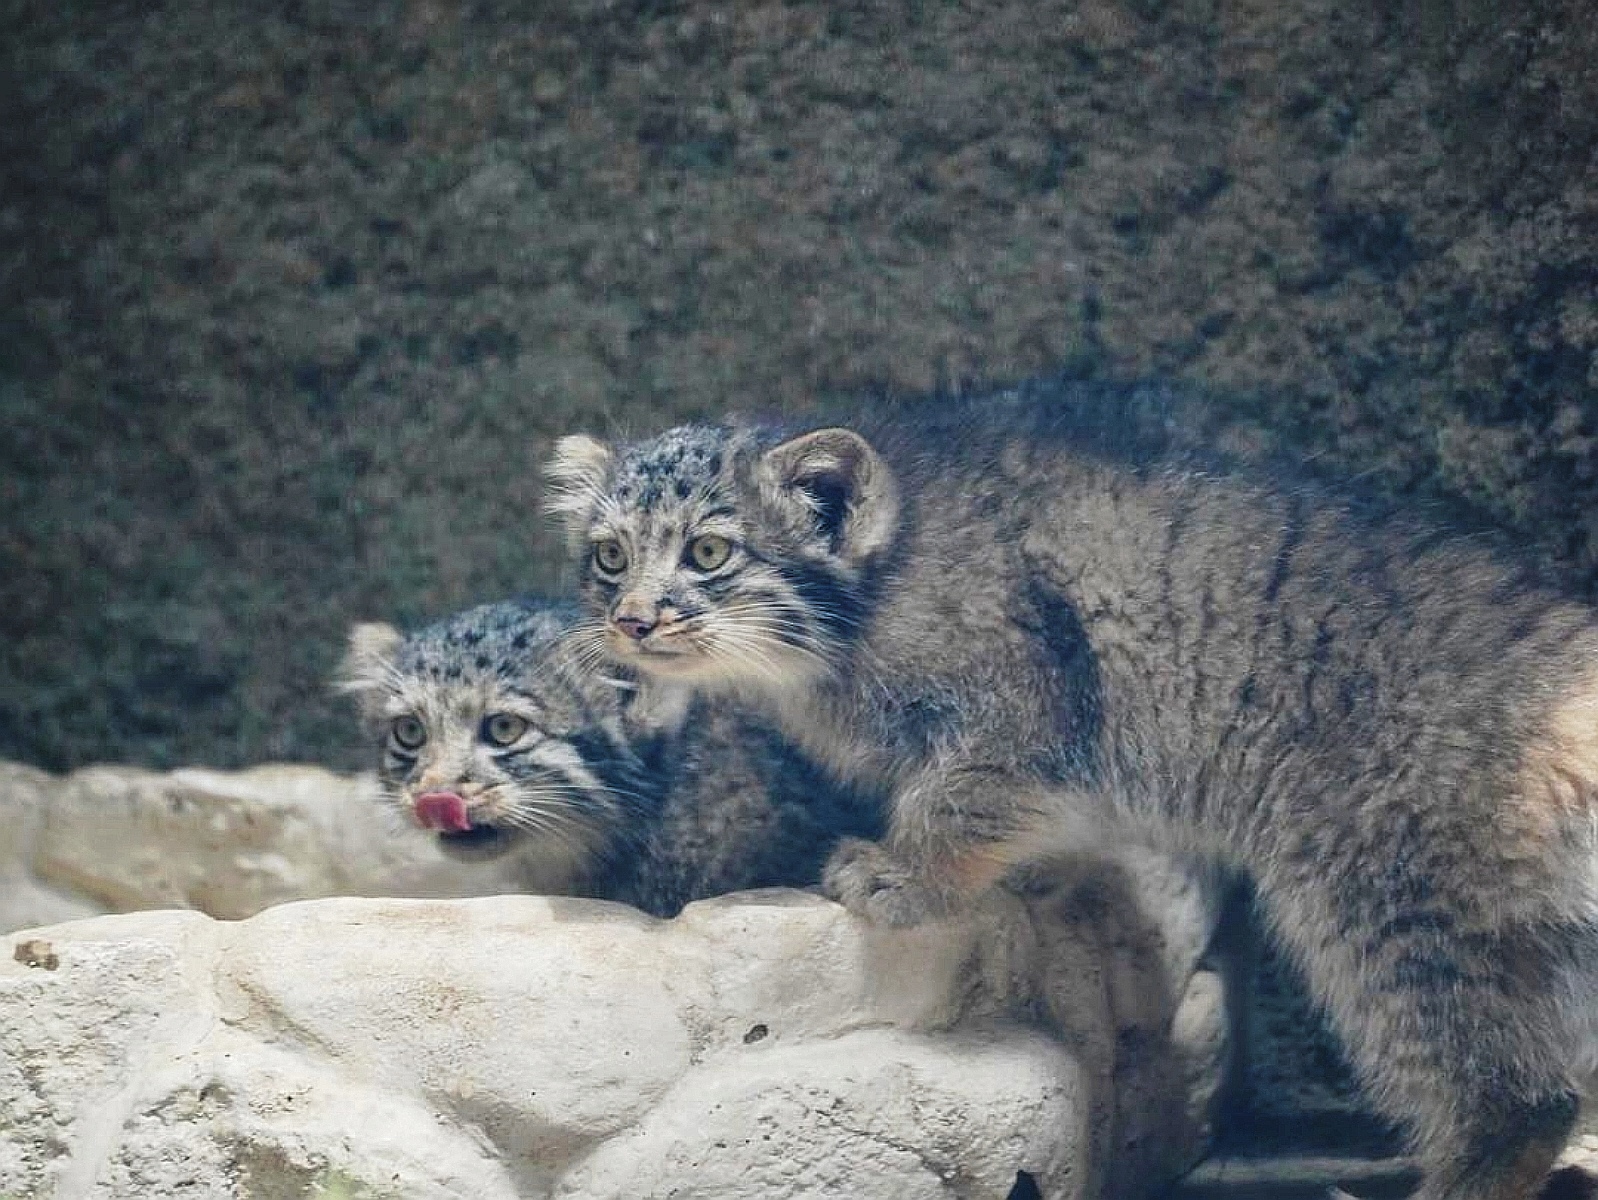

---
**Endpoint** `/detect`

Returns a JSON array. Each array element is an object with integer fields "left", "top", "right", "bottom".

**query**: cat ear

[
  {"left": 759, "top": 427, "right": 899, "bottom": 563},
  {"left": 335, "top": 622, "right": 403, "bottom": 716},
  {"left": 544, "top": 434, "right": 613, "bottom": 527}
]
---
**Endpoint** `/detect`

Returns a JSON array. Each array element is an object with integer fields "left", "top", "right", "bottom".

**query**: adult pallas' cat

[{"left": 548, "top": 384, "right": 1598, "bottom": 1200}]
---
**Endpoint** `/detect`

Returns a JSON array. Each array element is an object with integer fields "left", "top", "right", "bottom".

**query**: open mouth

[
  {"left": 437, "top": 824, "right": 506, "bottom": 849},
  {"left": 414, "top": 790, "right": 517, "bottom": 858},
  {"left": 435, "top": 821, "right": 517, "bottom": 861}
]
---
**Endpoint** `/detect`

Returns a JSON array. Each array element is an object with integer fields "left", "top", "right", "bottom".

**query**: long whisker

[
  {"left": 710, "top": 603, "right": 842, "bottom": 674},
  {"left": 498, "top": 812, "right": 597, "bottom": 856},
  {"left": 551, "top": 622, "right": 616, "bottom": 676},
  {"left": 702, "top": 624, "right": 808, "bottom": 686}
]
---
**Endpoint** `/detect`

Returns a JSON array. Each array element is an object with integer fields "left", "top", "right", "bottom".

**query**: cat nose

[
  {"left": 615, "top": 614, "right": 656, "bottom": 640},
  {"left": 613, "top": 595, "right": 660, "bottom": 640}
]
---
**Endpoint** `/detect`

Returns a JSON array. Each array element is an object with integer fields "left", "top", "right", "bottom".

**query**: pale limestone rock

[
  {"left": 1556, "top": 1076, "right": 1598, "bottom": 1177},
  {"left": 555, "top": 1029, "right": 1083, "bottom": 1199},
  {"left": 0, "top": 759, "right": 1227, "bottom": 1196},
  {"left": 0, "top": 875, "right": 102, "bottom": 946},
  {"left": 0, "top": 762, "right": 53, "bottom": 865},
  {"left": 0, "top": 763, "right": 101, "bottom": 933},
  {"left": 0, "top": 893, "right": 1138, "bottom": 1200},
  {"left": 5, "top": 762, "right": 548, "bottom": 931},
  {"left": 1560, "top": 1131, "right": 1598, "bottom": 1175}
]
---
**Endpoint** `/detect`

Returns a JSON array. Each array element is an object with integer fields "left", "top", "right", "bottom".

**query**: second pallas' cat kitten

[
  {"left": 338, "top": 597, "right": 879, "bottom": 917},
  {"left": 547, "top": 383, "right": 1598, "bottom": 1200}
]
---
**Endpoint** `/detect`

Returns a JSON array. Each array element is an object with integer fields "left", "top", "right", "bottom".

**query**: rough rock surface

[
  {"left": 1, "top": 890, "right": 1212, "bottom": 1200},
  {"left": 0, "top": 760, "right": 556, "bottom": 934},
  {"left": 0, "top": 759, "right": 1229, "bottom": 1197},
  {"left": 0, "top": 761, "right": 103, "bottom": 935},
  {"left": 4, "top": 0, "right": 1598, "bottom": 773}
]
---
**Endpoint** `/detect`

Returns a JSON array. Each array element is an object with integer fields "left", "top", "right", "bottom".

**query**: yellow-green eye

[
  {"left": 593, "top": 538, "right": 628, "bottom": 574},
  {"left": 688, "top": 534, "right": 732, "bottom": 571},
  {"left": 391, "top": 715, "right": 426, "bottom": 751},
  {"left": 483, "top": 713, "right": 528, "bottom": 746}
]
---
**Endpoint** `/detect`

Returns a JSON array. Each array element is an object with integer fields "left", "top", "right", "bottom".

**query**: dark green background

[{"left": 5, "top": 0, "right": 1598, "bottom": 772}]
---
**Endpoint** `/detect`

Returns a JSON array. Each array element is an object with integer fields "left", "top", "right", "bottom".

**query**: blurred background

[{"left": 3, "top": 0, "right": 1597, "bottom": 773}]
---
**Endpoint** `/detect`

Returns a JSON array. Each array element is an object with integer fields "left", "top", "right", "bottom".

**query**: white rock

[
  {"left": 8, "top": 762, "right": 545, "bottom": 930},
  {"left": 0, "top": 763, "right": 103, "bottom": 933},
  {"left": 0, "top": 762, "right": 53, "bottom": 865},
  {"left": 0, "top": 758, "right": 1226, "bottom": 1196},
  {"left": 557, "top": 1029, "right": 1083, "bottom": 1199},
  {"left": 0, "top": 874, "right": 102, "bottom": 944},
  {"left": 1557, "top": 1074, "right": 1598, "bottom": 1176},
  {"left": 0, "top": 891, "right": 1193, "bottom": 1200}
]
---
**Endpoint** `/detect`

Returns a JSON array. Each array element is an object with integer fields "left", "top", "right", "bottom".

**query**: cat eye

[
  {"left": 592, "top": 538, "right": 629, "bottom": 574},
  {"left": 483, "top": 713, "right": 529, "bottom": 746},
  {"left": 688, "top": 534, "right": 732, "bottom": 571},
  {"left": 390, "top": 715, "right": 426, "bottom": 751}
]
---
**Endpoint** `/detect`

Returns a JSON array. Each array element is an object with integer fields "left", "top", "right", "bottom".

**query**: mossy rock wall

[{"left": 3, "top": 0, "right": 1597, "bottom": 769}]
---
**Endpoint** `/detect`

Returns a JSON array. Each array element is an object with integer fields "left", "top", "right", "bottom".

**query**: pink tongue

[{"left": 415, "top": 791, "right": 472, "bottom": 833}]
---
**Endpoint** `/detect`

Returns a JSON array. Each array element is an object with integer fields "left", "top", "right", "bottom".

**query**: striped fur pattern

[
  {"left": 338, "top": 597, "right": 879, "bottom": 916},
  {"left": 548, "top": 381, "right": 1598, "bottom": 1199}
]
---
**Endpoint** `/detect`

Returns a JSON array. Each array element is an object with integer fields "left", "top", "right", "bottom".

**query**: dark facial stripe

[
  {"left": 698, "top": 573, "right": 747, "bottom": 603},
  {"left": 779, "top": 557, "right": 870, "bottom": 641},
  {"left": 565, "top": 728, "right": 648, "bottom": 801}
]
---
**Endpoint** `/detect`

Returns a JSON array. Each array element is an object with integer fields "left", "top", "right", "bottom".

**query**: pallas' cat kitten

[
  {"left": 548, "top": 385, "right": 1598, "bottom": 1199},
  {"left": 338, "top": 598, "right": 879, "bottom": 917}
]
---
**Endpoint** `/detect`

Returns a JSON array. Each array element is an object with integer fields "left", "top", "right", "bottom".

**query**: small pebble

[{"left": 13, "top": 939, "right": 60, "bottom": 971}]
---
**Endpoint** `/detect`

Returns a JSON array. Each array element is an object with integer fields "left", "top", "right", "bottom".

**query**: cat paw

[{"left": 822, "top": 837, "right": 954, "bottom": 927}]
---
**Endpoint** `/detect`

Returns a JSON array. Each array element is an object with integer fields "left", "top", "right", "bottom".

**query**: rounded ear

[
  {"left": 758, "top": 427, "right": 899, "bottom": 563},
  {"left": 544, "top": 434, "right": 614, "bottom": 539},
  {"left": 334, "top": 622, "right": 403, "bottom": 716}
]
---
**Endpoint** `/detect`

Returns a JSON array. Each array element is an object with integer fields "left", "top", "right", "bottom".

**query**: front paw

[{"left": 822, "top": 838, "right": 955, "bottom": 928}]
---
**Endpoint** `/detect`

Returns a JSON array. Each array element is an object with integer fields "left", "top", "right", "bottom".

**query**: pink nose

[
  {"left": 414, "top": 791, "right": 472, "bottom": 833},
  {"left": 614, "top": 614, "right": 656, "bottom": 640}
]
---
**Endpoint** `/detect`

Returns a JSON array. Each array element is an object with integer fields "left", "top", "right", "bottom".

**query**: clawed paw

[{"left": 821, "top": 838, "right": 955, "bottom": 928}]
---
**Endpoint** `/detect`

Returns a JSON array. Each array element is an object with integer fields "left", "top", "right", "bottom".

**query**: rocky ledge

[
  {"left": 7, "top": 758, "right": 1598, "bottom": 1197},
  {"left": 0, "top": 760, "right": 1228, "bottom": 1199},
  {"left": 3, "top": 889, "right": 1226, "bottom": 1199}
]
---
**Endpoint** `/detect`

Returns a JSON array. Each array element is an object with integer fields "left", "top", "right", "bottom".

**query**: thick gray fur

[
  {"left": 338, "top": 597, "right": 880, "bottom": 917},
  {"left": 549, "top": 380, "right": 1598, "bottom": 1200}
]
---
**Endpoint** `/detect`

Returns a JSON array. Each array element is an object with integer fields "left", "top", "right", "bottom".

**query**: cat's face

[
  {"left": 338, "top": 602, "right": 640, "bottom": 868},
  {"left": 546, "top": 423, "right": 899, "bottom": 696}
]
